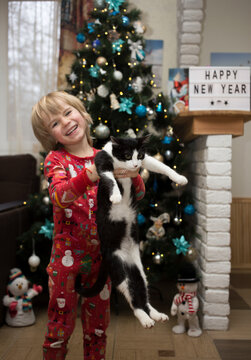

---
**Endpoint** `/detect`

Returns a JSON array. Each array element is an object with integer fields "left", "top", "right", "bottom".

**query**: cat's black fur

[{"left": 75, "top": 136, "right": 187, "bottom": 327}]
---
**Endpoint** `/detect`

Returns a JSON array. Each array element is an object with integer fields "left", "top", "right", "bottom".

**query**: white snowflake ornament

[{"left": 69, "top": 72, "right": 77, "bottom": 83}]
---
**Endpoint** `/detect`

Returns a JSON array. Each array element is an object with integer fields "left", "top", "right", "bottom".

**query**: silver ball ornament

[
  {"left": 28, "top": 254, "right": 40, "bottom": 272},
  {"left": 113, "top": 70, "right": 123, "bottom": 81},
  {"left": 43, "top": 196, "right": 50, "bottom": 205},
  {"left": 97, "top": 84, "right": 109, "bottom": 98},
  {"left": 95, "top": 123, "right": 110, "bottom": 139},
  {"left": 164, "top": 149, "right": 174, "bottom": 161}
]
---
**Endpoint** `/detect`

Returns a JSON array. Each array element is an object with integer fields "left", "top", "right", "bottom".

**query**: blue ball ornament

[
  {"left": 184, "top": 204, "right": 195, "bottom": 215},
  {"left": 122, "top": 15, "right": 130, "bottom": 26},
  {"left": 135, "top": 104, "right": 147, "bottom": 117},
  {"left": 137, "top": 213, "right": 146, "bottom": 225},
  {"left": 76, "top": 33, "right": 86, "bottom": 43},
  {"left": 162, "top": 135, "right": 174, "bottom": 145},
  {"left": 92, "top": 39, "right": 101, "bottom": 48},
  {"left": 136, "top": 49, "right": 145, "bottom": 62}
]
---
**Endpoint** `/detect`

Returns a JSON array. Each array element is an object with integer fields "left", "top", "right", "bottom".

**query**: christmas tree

[
  {"left": 17, "top": 0, "right": 196, "bottom": 288},
  {"left": 65, "top": 0, "right": 196, "bottom": 282},
  {"left": 16, "top": 154, "right": 54, "bottom": 290}
]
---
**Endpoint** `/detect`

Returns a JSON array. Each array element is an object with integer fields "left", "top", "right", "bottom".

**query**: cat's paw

[
  {"left": 110, "top": 192, "right": 122, "bottom": 204},
  {"left": 134, "top": 309, "right": 155, "bottom": 329},
  {"left": 176, "top": 175, "right": 188, "bottom": 186},
  {"left": 149, "top": 306, "right": 169, "bottom": 322}
]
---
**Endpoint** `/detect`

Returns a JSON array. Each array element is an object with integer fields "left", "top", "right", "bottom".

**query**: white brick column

[
  {"left": 177, "top": 0, "right": 204, "bottom": 67},
  {"left": 189, "top": 135, "right": 232, "bottom": 330}
]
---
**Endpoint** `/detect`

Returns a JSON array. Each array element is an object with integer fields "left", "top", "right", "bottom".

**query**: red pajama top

[{"left": 44, "top": 147, "right": 145, "bottom": 257}]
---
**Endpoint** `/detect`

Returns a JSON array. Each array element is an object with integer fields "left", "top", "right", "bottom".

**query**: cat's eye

[
  {"left": 138, "top": 153, "right": 144, "bottom": 160},
  {"left": 125, "top": 153, "right": 132, "bottom": 160}
]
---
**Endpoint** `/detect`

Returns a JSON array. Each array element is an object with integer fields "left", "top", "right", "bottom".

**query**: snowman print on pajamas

[{"left": 62, "top": 250, "right": 74, "bottom": 267}]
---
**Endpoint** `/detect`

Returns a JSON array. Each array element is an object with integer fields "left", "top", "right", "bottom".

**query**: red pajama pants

[{"left": 42, "top": 236, "right": 111, "bottom": 360}]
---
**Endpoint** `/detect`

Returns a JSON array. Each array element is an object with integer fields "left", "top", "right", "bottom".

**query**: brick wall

[
  {"left": 189, "top": 135, "right": 232, "bottom": 330},
  {"left": 177, "top": 0, "right": 204, "bottom": 67}
]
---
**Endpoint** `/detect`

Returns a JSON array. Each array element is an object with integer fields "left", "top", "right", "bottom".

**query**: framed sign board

[{"left": 189, "top": 66, "right": 250, "bottom": 111}]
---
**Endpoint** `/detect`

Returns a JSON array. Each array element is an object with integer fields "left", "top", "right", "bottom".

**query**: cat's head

[{"left": 110, "top": 135, "right": 150, "bottom": 170}]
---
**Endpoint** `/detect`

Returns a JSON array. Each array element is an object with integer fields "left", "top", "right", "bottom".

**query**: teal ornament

[
  {"left": 88, "top": 64, "right": 100, "bottom": 78},
  {"left": 156, "top": 102, "right": 163, "bottom": 113},
  {"left": 112, "top": 39, "right": 125, "bottom": 53},
  {"left": 162, "top": 135, "right": 174, "bottom": 144},
  {"left": 137, "top": 213, "right": 146, "bottom": 225},
  {"left": 172, "top": 235, "right": 190, "bottom": 255},
  {"left": 135, "top": 104, "right": 147, "bottom": 117},
  {"left": 92, "top": 39, "right": 101, "bottom": 48},
  {"left": 39, "top": 219, "right": 54, "bottom": 239},
  {"left": 76, "top": 33, "right": 85, "bottom": 43},
  {"left": 136, "top": 49, "right": 145, "bottom": 62},
  {"left": 106, "top": 0, "right": 125, "bottom": 12},
  {"left": 122, "top": 16, "right": 130, "bottom": 26},
  {"left": 87, "top": 22, "right": 95, "bottom": 34},
  {"left": 184, "top": 204, "right": 195, "bottom": 215},
  {"left": 119, "top": 97, "right": 134, "bottom": 115}
]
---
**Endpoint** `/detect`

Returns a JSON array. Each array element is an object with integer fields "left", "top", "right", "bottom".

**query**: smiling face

[{"left": 44, "top": 100, "right": 88, "bottom": 149}]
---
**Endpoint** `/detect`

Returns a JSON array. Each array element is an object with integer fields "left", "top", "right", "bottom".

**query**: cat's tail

[{"left": 75, "top": 259, "right": 109, "bottom": 297}]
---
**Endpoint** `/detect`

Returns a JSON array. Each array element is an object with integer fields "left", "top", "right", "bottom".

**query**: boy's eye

[
  {"left": 125, "top": 153, "right": 132, "bottom": 160},
  {"left": 65, "top": 110, "right": 72, "bottom": 116},
  {"left": 52, "top": 122, "right": 58, "bottom": 128}
]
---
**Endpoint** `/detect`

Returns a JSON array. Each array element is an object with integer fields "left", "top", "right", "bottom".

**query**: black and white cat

[{"left": 76, "top": 136, "right": 188, "bottom": 328}]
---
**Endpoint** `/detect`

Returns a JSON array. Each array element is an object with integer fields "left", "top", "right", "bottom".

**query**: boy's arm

[{"left": 44, "top": 153, "right": 96, "bottom": 209}]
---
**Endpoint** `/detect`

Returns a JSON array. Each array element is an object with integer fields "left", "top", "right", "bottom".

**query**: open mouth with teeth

[{"left": 66, "top": 125, "right": 78, "bottom": 136}]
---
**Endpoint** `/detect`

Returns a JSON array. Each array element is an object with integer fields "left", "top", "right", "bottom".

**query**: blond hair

[{"left": 31, "top": 91, "right": 93, "bottom": 152}]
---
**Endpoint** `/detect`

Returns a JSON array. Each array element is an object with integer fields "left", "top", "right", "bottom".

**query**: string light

[{"left": 116, "top": 129, "right": 120, "bottom": 133}]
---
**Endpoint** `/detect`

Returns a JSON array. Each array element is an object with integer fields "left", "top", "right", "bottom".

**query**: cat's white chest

[{"left": 109, "top": 178, "right": 136, "bottom": 223}]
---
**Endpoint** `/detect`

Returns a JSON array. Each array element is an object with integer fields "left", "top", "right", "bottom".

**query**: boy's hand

[
  {"left": 114, "top": 168, "right": 139, "bottom": 179},
  {"left": 86, "top": 164, "right": 100, "bottom": 182}
]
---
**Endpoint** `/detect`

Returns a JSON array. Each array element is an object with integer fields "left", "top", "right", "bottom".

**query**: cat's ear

[
  {"left": 110, "top": 136, "right": 120, "bottom": 145},
  {"left": 139, "top": 134, "right": 151, "bottom": 145}
]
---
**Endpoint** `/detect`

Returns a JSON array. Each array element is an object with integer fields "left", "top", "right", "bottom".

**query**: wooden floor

[{"left": 0, "top": 273, "right": 251, "bottom": 360}]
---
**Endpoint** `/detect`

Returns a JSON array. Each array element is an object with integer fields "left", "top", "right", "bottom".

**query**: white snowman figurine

[
  {"left": 171, "top": 262, "right": 202, "bottom": 337},
  {"left": 3, "top": 268, "right": 42, "bottom": 327}
]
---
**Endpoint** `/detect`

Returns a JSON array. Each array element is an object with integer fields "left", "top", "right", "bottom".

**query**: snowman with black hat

[{"left": 170, "top": 262, "right": 202, "bottom": 337}]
